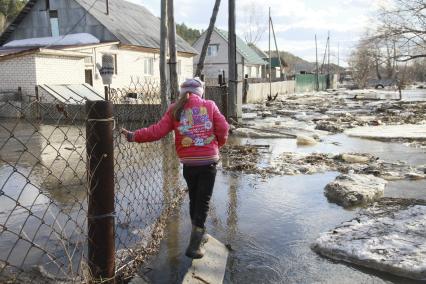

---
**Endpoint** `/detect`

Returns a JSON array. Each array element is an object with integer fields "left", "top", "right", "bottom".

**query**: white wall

[
  {"left": 0, "top": 54, "right": 37, "bottom": 99},
  {"left": 77, "top": 44, "right": 194, "bottom": 93},
  {"left": 35, "top": 55, "right": 85, "bottom": 85},
  {"left": 246, "top": 81, "right": 295, "bottom": 103},
  {"left": 0, "top": 45, "right": 195, "bottom": 102},
  {"left": 0, "top": 53, "right": 85, "bottom": 102}
]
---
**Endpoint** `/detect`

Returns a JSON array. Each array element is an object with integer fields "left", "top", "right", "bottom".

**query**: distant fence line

[
  {"left": 202, "top": 73, "right": 337, "bottom": 104},
  {"left": 245, "top": 80, "right": 296, "bottom": 103}
]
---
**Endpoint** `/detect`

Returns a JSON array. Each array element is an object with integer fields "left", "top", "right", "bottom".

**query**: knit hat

[{"left": 180, "top": 77, "right": 204, "bottom": 97}]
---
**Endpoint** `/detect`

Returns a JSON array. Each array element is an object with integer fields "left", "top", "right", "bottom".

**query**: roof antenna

[{"left": 106, "top": 0, "right": 109, "bottom": 15}]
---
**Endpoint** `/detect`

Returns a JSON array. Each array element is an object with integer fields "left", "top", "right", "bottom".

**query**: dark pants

[{"left": 183, "top": 163, "right": 217, "bottom": 228}]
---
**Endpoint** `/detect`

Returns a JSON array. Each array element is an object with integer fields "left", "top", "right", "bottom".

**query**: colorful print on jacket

[{"left": 178, "top": 106, "right": 216, "bottom": 148}]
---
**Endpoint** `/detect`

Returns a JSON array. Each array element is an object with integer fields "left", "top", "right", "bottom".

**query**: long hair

[{"left": 172, "top": 92, "right": 189, "bottom": 121}]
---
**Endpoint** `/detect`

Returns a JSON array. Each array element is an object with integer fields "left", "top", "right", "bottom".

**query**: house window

[
  {"left": 144, "top": 58, "right": 154, "bottom": 75},
  {"left": 45, "top": 0, "right": 50, "bottom": 10},
  {"left": 85, "top": 69, "right": 93, "bottom": 86},
  {"left": 177, "top": 60, "right": 182, "bottom": 75},
  {"left": 84, "top": 56, "right": 93, "bottom": 65},
  {"left": 207, "top": 44, "right": 219, "bottom": 57},
  {"left": 49, "top": 10, "right": 59, "bottom": 37}
]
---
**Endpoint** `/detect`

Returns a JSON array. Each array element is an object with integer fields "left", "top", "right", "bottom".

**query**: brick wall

[
  {"left": 0, "top": 45, "right": 195, "bottom": 103},
  {"left": 0, "top": 54, "right": 37, "bottom": 99},
  {"left": 0, "top": 53, "right": 84, "bottom": 102}
]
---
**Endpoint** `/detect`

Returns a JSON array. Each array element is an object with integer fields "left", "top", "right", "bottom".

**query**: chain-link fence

[{"left": 0, "top": 78, "right": 185, "bottom": 283}]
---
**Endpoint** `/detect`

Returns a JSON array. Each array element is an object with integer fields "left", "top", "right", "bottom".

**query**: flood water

[
  {"left": 0, "top": 120, "right": 182, "bottom": 280},
  {"left": 143, "top": 134, "right": 426, "bottom": 283},
  {"left": 1, "top": 92, "right": 426, "bottom": 283}
]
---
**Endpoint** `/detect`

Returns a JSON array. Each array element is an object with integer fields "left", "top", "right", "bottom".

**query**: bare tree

[
  {"left": 349, "top": 40, "right": 375, "bottom": 88},
  {"left": 366, "top": 34, "right": 399, "bottom": 79},
  {"left": 375, "top": 0, "right": 426, "bottom": 61},
  {"left": 195, "top": 0, "right": 221, "bottom": 77},
  {"left": 242, "top": 1, "right": 266, "bottom": 45}
]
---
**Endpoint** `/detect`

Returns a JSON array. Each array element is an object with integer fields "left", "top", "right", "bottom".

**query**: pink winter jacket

[{"left": 133, "top": 94, "right": 229, "bottom": 165}]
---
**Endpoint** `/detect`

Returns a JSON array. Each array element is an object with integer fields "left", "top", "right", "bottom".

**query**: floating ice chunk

[
  {"left": 324, "top": 174, "right": 386, "bottom": 207},
  {"left": 313, "top": 199, "right": 426, "bottom": 280}
]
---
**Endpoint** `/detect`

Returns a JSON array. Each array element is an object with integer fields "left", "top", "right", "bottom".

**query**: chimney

[{"left": 106, "top": 0, "right": 109, "bottom": 15}]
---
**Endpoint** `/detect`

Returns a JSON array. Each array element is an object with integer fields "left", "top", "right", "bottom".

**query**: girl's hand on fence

[{"left": 121, "top": 128, "right": 135, "bottom": 142}]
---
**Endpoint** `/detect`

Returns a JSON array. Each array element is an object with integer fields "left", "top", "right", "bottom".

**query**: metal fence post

[
  {"left": 34, "top": 86, "right": 41, "bottom": 119},
  {"left": 86, "top": 100, "right": 115, "bottom": 283}
]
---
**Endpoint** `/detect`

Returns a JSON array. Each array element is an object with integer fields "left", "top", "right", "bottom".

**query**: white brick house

[
  {"left": 0, "top": 48, "right": 86, "bottom": 99},
  {"left": 0, "top": 0, "right": 197, "bottom": 101}
]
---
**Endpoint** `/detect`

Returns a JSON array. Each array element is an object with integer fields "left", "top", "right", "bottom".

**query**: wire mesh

[{"left": 0, "top": 78, "right": 186, "bottom": 283}]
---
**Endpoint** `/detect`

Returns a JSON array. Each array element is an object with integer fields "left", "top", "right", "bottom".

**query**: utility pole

[
  {"left": 327, "top": 31, "right": 331, "bottom": 89},
  {"left": 327, "top": 31, "right": 330, "bottom": 75},
  {"left": 320, "top": 35, "right": 329, "bottom": 74},
  {"left": 228, "top": 0, "right": 239, "bottom": 121},
  {"left": 268, "top": 7, "right": 272, "bottom": 96},
  {"left": 337, "top": 42, "right": 340, "bottom": 67},
  {"left": 160, "top": 0, "right": 169, "bottom": 110},
  {"left": 315, "top": 34, "right": 319, "bottom": 91},
  {"left": 167, "top": 0, "right": 178, "bottom": 102},
  {"left": 270, "top": 14, "right": 283, "bottom": 79}
]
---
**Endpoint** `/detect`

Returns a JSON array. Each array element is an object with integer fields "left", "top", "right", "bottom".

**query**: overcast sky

[{"left": 129, "top": 0, "right": 387, "bottom": 66}]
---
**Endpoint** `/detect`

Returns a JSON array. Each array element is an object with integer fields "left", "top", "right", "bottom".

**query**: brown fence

[
  {"left": 0, "top": 79, "right": 185, "bottom": 283},
  {"left": 205, "top": 86, "right": 228, "bottom": 118}
]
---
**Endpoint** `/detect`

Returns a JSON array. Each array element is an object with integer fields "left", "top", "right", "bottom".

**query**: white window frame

[
  {"left": 49, "top": 10, "right": 59, "bottom": 37},
  {"left": 144, "top": 57, "right": 154, "bottom": 76},
  {"left": 177, "top": 60, "right": 182, "bottom": 75},
  {"left": 207, "top": 44, "right": 219, "bottom": 57}
]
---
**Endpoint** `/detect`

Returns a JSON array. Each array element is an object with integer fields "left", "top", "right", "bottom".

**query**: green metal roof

[{"left": 215, "top": 28, "right": 268, "bottom": 65}]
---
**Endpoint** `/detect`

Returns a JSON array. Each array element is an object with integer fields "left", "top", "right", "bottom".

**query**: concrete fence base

[{"left": 246, "top": 80, "right": 295, "bottom": 103}]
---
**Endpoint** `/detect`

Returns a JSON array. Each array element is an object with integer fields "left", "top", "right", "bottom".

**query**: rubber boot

[
  {"left": 185, "top": 226, "right": 207, "bottom": 259},
  {"left": 191, "top": 221, "right": 209, "bottom": 244}
]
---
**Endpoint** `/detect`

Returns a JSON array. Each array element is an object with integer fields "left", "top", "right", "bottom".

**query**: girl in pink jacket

[{"left": 121, "top": 77, "right": 229, "bottom": 259}]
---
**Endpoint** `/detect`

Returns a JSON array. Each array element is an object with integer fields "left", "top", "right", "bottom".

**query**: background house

[
  {"left": 192, "top": 27, "right": 267, "bottom": 82},
  {"left": 249, "top": 44, "right": 288, "bottom": 79},
  {"left": 0, "top": 0, "right": 197, "bottom": 102}
]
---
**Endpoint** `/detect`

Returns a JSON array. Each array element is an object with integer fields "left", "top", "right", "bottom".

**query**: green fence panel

[{"left": 295, "top": 74, "right": 328, "bottom": 92}]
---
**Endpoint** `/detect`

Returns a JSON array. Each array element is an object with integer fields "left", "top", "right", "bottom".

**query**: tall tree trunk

[
  {"left": 375, "top": 59, "right": 382, "bottom": 79},
  {"left": 195, "top": 0, "right": 221, "bottom": 77},
  {"left": 160, "top": 0, "right": 169, "bottom": 110},
  {"left": 167, "top": 0, "right": 179, "bottom": 102},
  {"left": 0, "top": 13, "right": 5, "bottom": 33}
]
